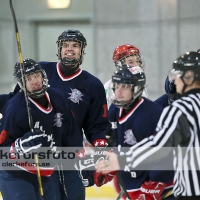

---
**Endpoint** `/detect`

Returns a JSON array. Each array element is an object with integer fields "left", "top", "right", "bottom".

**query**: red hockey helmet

[
  {"left": 112, "top": 44, "right": 145, "bottom": 69},
  {"left": 112, "top": 44, "right": 140, "bottom": 62}
]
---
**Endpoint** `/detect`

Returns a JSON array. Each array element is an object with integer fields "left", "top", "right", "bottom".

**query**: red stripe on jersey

[{"left": 0, "top": 130, "right": 8, "bottom": 144}]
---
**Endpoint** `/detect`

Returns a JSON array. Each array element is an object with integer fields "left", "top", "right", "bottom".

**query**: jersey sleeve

[
  {"left": 154, "top": 94, "right": 169, "bottom": 109},
  {"left": 122, "top": 105, "right": 189, "bottom": 169},
  {"left": 82, "top": 80, "right": 110, "bottom": 144},
  {"left": 61, "top": 108, "right": 83, "bottom": 148},
  {"left": 0, "top": 84, "right": 20, "bottom": 113},
  {"left": 0, "top": 102, "right": 28, "bottom": 147}
]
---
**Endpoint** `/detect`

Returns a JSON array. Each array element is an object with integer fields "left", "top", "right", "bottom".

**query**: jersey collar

[
  {"left": 57, "top": 63, "right": 82, "bottom": 81},
  {"left": 118, "top": 98, "right": 144, "bottom": 124},
  {"left": 29, "top": 92, "right": 53, "bottom": 114}
]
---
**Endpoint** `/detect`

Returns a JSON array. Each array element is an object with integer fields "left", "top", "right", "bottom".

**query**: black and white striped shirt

[{"left": 124, "top": 88, "right": 200, "bottom": 197}]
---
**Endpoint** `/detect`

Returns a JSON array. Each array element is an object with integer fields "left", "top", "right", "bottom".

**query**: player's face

[
  {"left": 26, "top": 72, "right": 43, "bottom": 93},
  {"left": 114, "top": 83, "right": 133, "bottom": 102},
  {"left": 122, "top": 55, "right": 140, "bottom": 67},
  {"left": 61, "top": 41, "right": 81, "bottom": 63},
  {"left": 174, "top": 70, "right": 195, "bottom": 94}
]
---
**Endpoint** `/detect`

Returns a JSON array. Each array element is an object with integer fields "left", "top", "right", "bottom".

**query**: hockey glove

[
  {"left": 93, "top": 139, "right": 109, "bottom": 164},
  {"left": 14, "top": 129, "right": 45, "bottom": 156},
  {"left": 94, "top": 171, "right": 115, "bottom": 187},
  {"left": 74, "top": 149, "right": 95, "bottom": 187},
  {"left": 93, "top": 139, "right": 117, "bottom": 186},
  {"left": 136, "top": 181, "right": 167, "bottom": 200}
]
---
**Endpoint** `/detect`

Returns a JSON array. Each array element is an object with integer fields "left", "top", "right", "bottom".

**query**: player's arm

[
  {"left": 82, "top": 80, "right": 110, "bottom": 144},
  {"left": 124, "top": 107, "right": 190, "bottom": 168},
  {"left": 0, "top": 107, "right": 44, "bottom": 160},
  {"left": 96, "top": 106, "right": 190, "bottom": 174},
  {"left": 0, "top": 84, "right": 20, "bottom": 113}
]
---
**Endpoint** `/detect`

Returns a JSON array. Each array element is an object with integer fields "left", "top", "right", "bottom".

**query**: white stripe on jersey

[{"left": 124, "top": 92, "right": 200, "bottom": 197}]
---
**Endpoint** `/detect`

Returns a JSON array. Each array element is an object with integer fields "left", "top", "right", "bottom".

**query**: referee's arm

[{"left": 123, "top": 105, "right": 191, "bottom": 169}]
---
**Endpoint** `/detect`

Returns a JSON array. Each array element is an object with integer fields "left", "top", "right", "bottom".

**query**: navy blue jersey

[
  {"left": 0, "top": 85, "right": 20, "bottom": 112},
  {"left": 109, "top": 97, "right": 170, "bottom": 190},
  {"left": 0, "top": 62, "right": 109, "bottom": 146},
  {"left": 154, "top": 94, "right": 168, "bottom": 109},
  {"left": 0, "top": 87, "right": 80, "bottom": 178},
  {"left": 38, "top": 62, "right": 109, "bottom": 145}
]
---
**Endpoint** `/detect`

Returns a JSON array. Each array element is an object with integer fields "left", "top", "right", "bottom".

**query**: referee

[{"left": 96, "top": 51, "right": 200, "bottom": 200}]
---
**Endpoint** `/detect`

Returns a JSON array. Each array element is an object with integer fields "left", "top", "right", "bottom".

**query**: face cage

[
  {"left": 56, "top": 39, "right": 86, "bottom": 68},
  {"left": 169, "top": 68, "right": 197, "bottom": 83},
  {"left": 112, "top": 83, "right": 144, "bottom": 109},
  {"left": 115, "top": 54, "right": 145, "bottom": 70},
  {"left": 18, "top": 70, "right": 49, "bottom": 99},
  {"left": 168, "top": 69, "right": 184, "bottom": 81}
]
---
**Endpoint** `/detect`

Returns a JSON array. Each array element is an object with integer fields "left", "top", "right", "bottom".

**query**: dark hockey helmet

[
  {"left": 112, "top": 44, "right": 145, "bottom": 70},
  {"left": 56, "top": 29, "right": 87, "bottom": 68},
  {"left": 164, "top": 76, "right": 177, "bottom": 104},
  {"left": 112, "top": 65, "right": 146, "bottom": 108},
  {"left": 165, "top": 76, "right": 176, "bottom": 95},
  {"left": 14, "top": 58, "right": 48, "bottom": 98},
  {"left": 171, "top": 51, "right": 200, "bottom": 82}
]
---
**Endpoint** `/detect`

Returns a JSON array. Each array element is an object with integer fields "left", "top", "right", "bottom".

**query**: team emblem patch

[
  {"left": 54, "top": 113, "right": 63, "bottom": 127},
  {"left": 124, "top": 129, "right": 137, "bottom": 145},
  {"left": 68, "top": 88, "right": 84, "bottom": 104}
]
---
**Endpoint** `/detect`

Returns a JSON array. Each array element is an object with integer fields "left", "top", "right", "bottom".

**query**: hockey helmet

[
  {"left": 164, "top": 76, "right": 177, "bottom": 104},
  {"left": 170, "top": 51, "right": 200, "bottom": 82},
  {"left": 14, "top": 58, "right": 48, "bottom": 98},
  {"left": 112, "top": 44, "right": 145, "bottom": 69},
  {"left": 56, "top": 29, "right": 87, "bottom": 68},
  {"left": 112, "top": 65, "right": 146, "bottom": 108}
]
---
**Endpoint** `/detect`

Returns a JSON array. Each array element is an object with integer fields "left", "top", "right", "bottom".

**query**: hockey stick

[
  {"left": 162, "top": 188, "right": 173, "bottom": 199},
  {"left": 9, "top": 1, "right": 44, "bottom": 199},
  {"left": 116, "top": 172, "right": 131, "bottom": 200}
]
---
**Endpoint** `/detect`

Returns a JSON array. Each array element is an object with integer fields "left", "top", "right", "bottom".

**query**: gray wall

[{"left": 0, "top": 0, "right": 200, "bottom": 100}]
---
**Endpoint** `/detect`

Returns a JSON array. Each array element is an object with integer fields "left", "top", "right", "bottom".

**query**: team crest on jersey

[
  {"left": 54, "top": 113, "right": 63, "bottom": 127},
  {"left": 68, "top": 88, "right": 84, "bottom": 104},
  {"left": 124, "top": 129, "right": 137, "bottom": 145}
]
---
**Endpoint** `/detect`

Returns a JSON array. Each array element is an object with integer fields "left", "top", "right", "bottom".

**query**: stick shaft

[
  {"left": 9, "top": 1, "right": 44, "bottom": 198},
  {"left": 116, "top": 172, "right": 131, "bottom": 200}
]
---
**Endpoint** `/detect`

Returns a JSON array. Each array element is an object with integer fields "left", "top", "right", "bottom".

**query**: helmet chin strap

[
  {"left": 126, "top": 86, "right": 144, "bottom": 108},
  {"left": 61, "top": 57, "right": 81, "bottom": 69}
]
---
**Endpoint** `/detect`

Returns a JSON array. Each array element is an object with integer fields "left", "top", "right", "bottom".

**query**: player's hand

[
  {"left": 14, "top": 129, "right": 44, "bottom": 156},
  {"left": 95, "top": 151, "right": 120, "bottom": 174},
  {"left": 136, "top": 181, "right": 167, "bottom": 200}
]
